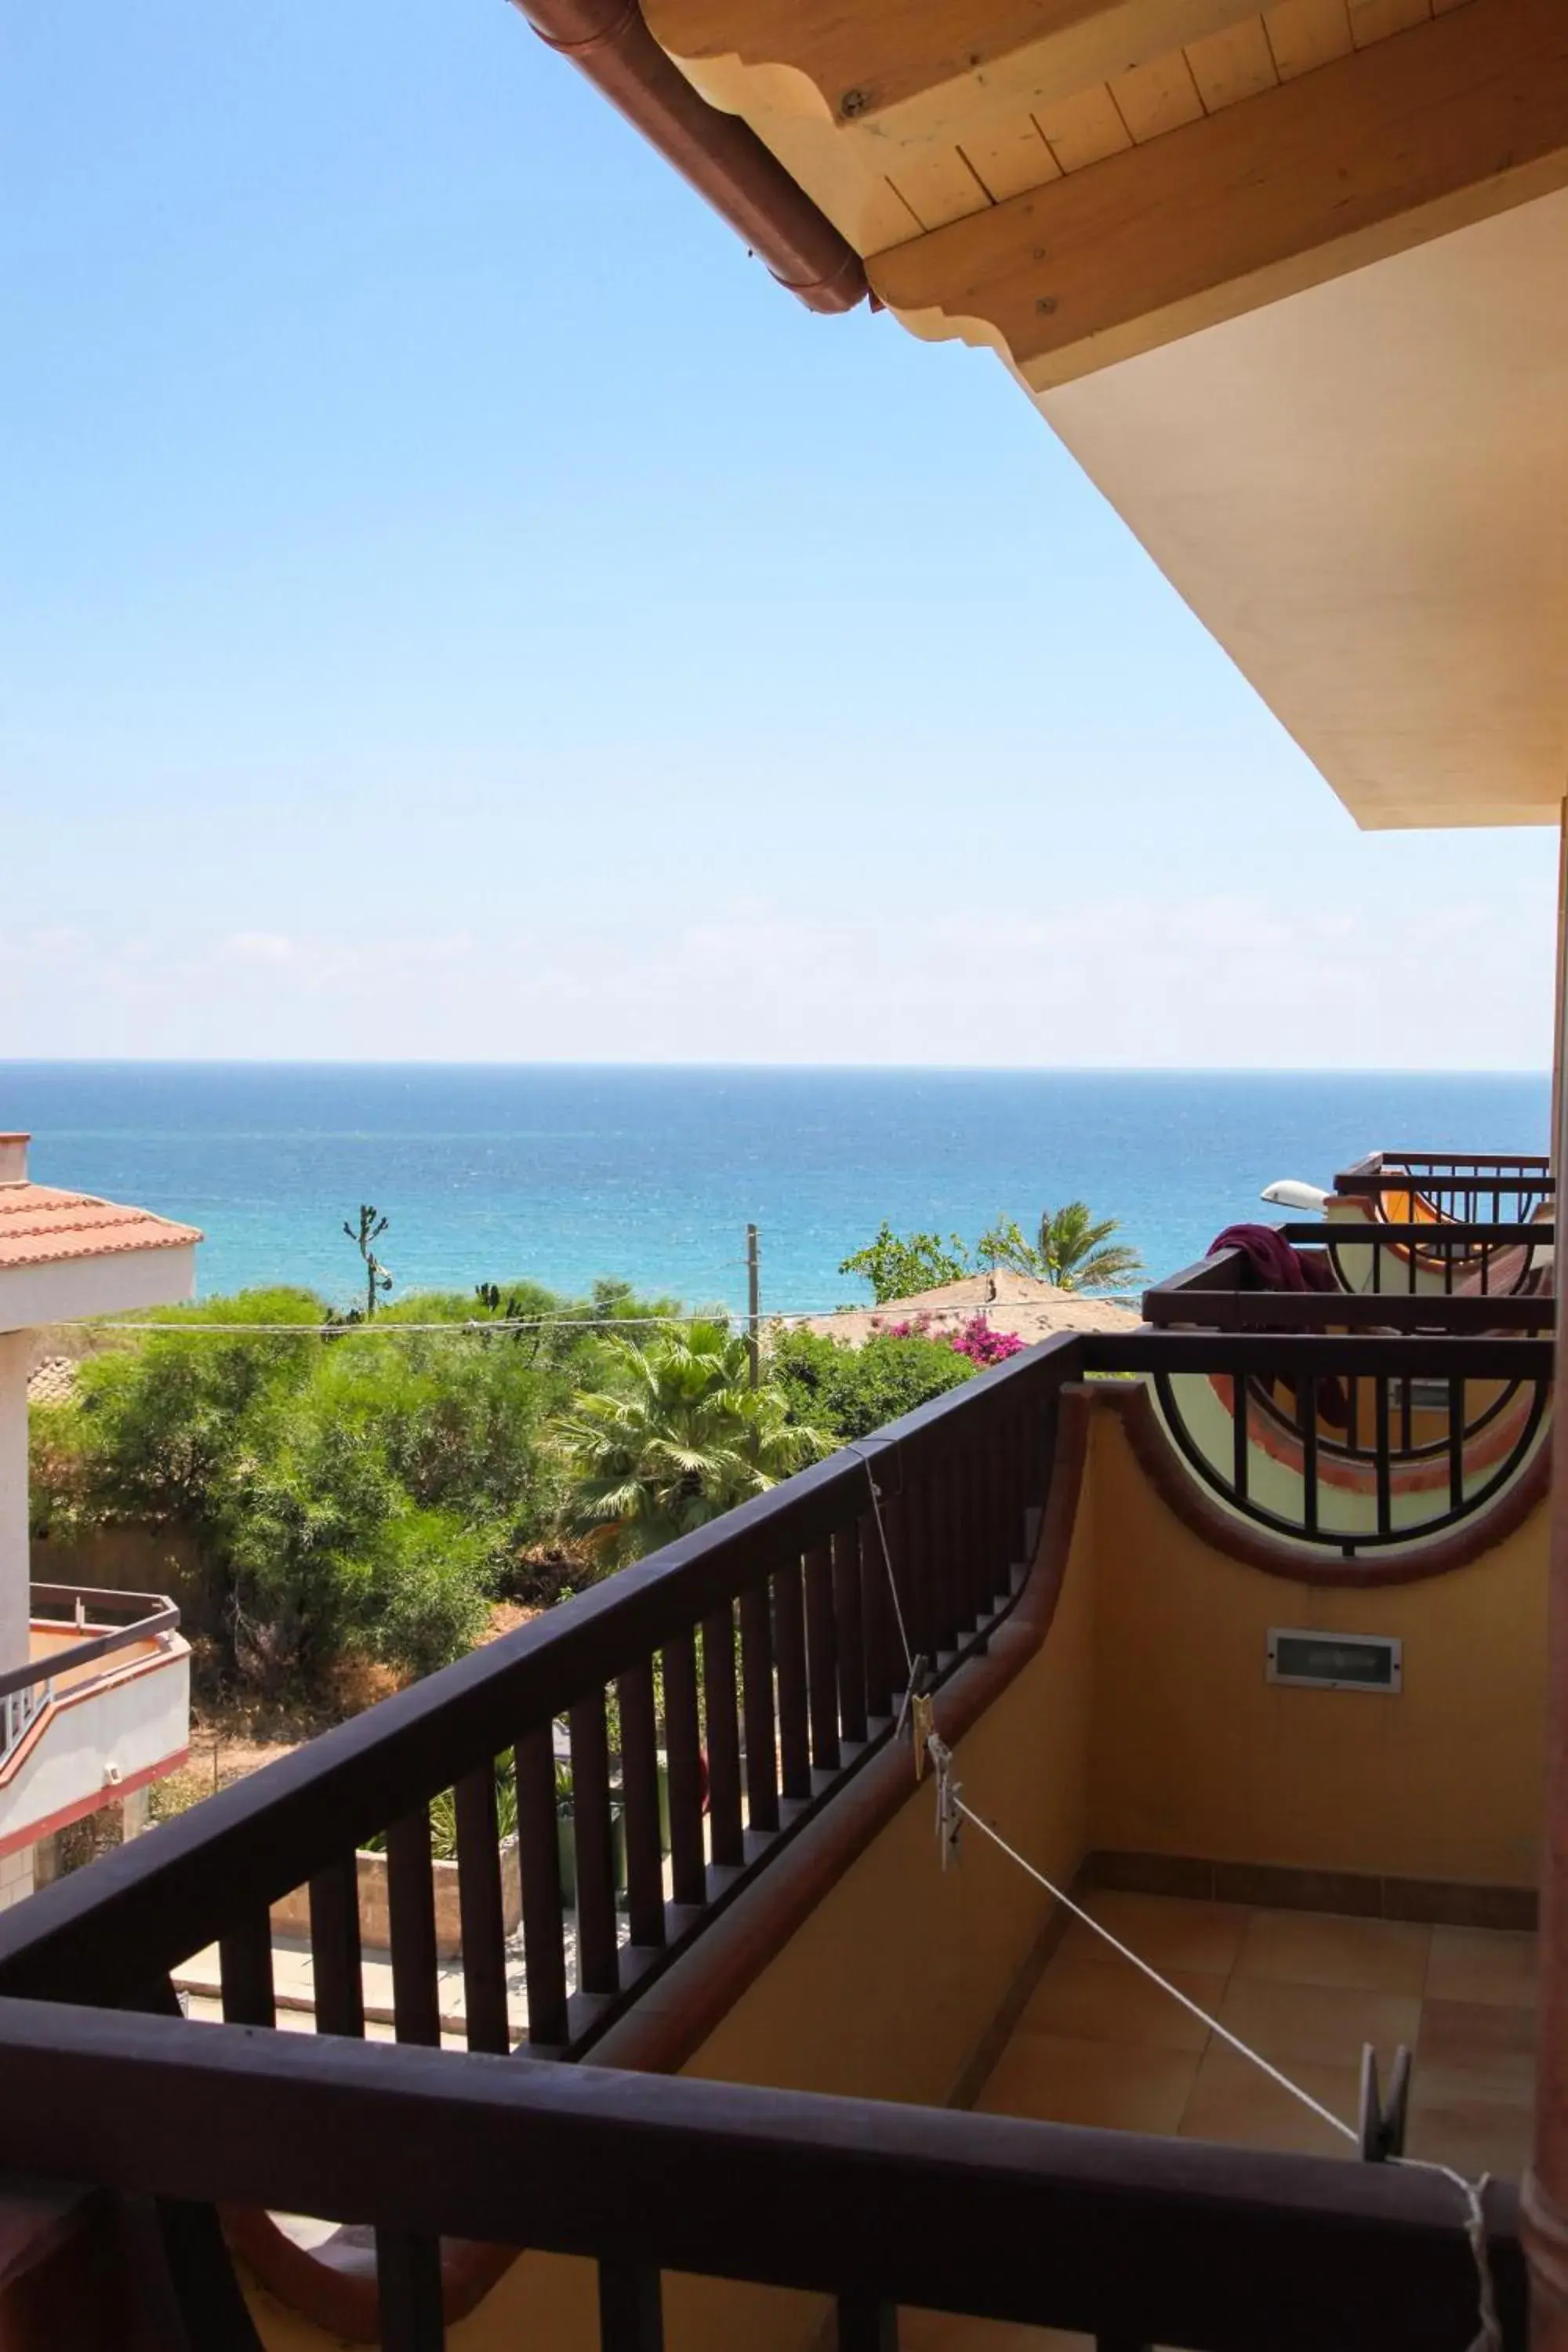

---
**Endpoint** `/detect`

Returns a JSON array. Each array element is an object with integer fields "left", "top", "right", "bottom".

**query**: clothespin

[
  {"left": 910, "top": 1692, "right": 935, "bottom": 1780},
  {"left": 928, "top": 1733, "right": 962, "bottom": 1871},
  {"left": 1357, "top": 2042, "right": 1412, "bottom": 2161},
  {"left": 895, "top": 1653, "right": 930, "bottom": 1748}
]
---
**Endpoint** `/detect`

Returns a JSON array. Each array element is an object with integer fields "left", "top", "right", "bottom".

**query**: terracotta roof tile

[{"left": 0, "top": 1184, "right": 203, "bottom": 1272}]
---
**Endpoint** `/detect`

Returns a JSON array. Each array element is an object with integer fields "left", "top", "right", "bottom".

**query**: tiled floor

[{"left": 900, "top": 1892, "right": 1537, "bottom": 2352}]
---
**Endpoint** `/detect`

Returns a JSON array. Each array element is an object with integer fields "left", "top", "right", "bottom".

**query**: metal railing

[
  {"left": 1335, "top": 1152, "right": 1554, "bottom": 1226},
  {"left": 1109, "top": 1328, "right": 1552, "bottom": 1552},
  {"left": 0, "top": 1585, "right": 181, "bottom": 1770}
]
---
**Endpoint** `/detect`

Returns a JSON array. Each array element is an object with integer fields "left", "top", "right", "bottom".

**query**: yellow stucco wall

[
  {"left": 1085, "top": 1403, "right": 1547, "bottom": 1887},
  {"left": 241, "top": 1385, "right": 1547, "bottom": 2350}
]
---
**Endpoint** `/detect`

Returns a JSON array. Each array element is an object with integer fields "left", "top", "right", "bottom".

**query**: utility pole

[{"left": 746, "top": 1223, "right": 760, "bottom": 1388}]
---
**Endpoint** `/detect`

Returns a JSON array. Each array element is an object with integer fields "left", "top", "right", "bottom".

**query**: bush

[
  {"left": 27, "top": 1279, "right": 665, "bottom": 1696},
  {"left": 770, "top": 1327, "right": 975, "bottom": 1443}
]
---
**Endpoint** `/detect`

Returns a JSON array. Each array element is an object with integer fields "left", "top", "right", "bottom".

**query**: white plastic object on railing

[
  {"left": 1261, "top": 1179, "right": 1330, "bottom": 1213},
  {"left": 0, "top": 1679, "right": 47, "bottom": 1766}
]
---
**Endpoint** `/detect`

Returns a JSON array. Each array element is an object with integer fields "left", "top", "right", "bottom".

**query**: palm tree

[
  {"left": 978, "top": 1203, "right": 1143, "bottom": 1294},
  {"left": 554, "top": 1320, "right": 830, "bottom": 1565}
]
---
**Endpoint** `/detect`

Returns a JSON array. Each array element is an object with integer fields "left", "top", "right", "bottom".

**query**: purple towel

[{"left": 1209, "top": 1222, "right": 1337, "bottom": 1292}]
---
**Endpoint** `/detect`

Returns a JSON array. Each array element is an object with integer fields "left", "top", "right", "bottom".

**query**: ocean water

[{"left": 0, "top": 1064, "right": 1548, "bottom": 1316}]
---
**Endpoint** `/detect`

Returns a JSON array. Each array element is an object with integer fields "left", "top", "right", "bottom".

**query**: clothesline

[{"left": 845, "top": 1444, "right": 1502, "bottom": 2352}]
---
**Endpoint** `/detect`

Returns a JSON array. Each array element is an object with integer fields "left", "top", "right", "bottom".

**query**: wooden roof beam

[
  {"left": 644, "top": 0, "right": 1266, "bottom": 141},
  {"left": 867, "top": 0, "right": 1568, "bottom": 390}
]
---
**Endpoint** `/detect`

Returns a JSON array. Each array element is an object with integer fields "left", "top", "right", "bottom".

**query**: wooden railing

[
  {"left": 0, "top": 1333, "right": 1542, "bottom": 2345},
  {"left": 1147, "top": 1229, "right": 1556, "bottom": 1327},
  {"left": 0, "top": 1340, "right": 1073, "bottom": 2049},
  {"left": 1335, "top": 1152, "right": 1553, "bottom": 1225},
  {"left": 0, "top": 1991, "right": 1526, "bottom": 2351}
]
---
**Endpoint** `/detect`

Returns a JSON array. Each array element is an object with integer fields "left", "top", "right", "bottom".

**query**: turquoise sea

[{"left": 0, "top": 1064, "right": 1548, "bottom": 1316}]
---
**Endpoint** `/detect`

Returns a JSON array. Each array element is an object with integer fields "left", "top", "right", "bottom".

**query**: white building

[{"left": 0, "top": 1133, "right": 200, "bottom": 1911}]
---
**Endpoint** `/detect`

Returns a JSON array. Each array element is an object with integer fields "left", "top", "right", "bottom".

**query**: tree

[
  {"left": 839, "top": 1222, "right": 971, "bottom": 1305},
  {"left": 344, "top": 1205, "right": 394, "bottom": 1320},
  {"left": 977, "top": 1203, "right": 1143, "bottom": 1294},
  {"left": 554, "top": 1321, "right": 829, "bottom": 1564}
]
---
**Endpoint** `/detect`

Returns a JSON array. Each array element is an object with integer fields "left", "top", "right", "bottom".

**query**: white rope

[
  {"left": 1389, "top": 2158, "right": 1503, "bottom": 2352},
  {"left": 944, "top": 1794, "right": 1358, "bottom": 2145},
  {"left": 847, "top": 1449, "right": 1502, "bottom": 2347},
  {"left": 843, "top": 1443, "right": 918, "bottom": 1684}
]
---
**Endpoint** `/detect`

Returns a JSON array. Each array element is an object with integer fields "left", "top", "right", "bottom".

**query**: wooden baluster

[
  {"left": 702, "top": 1605, "right": 744, "bottom": 1868},
  {"left": 739, "top": 1581, "right": 779, "bottom": 1832},
  {"left": 599, "top": 2260, "right": 664, "bottom": 2350},
  {"left": 935, "top": 1450, "right": 964, "bottom": 1648},
  {"left": 1300, "top": 1357, "right": 1320, "bottom": 1538},
  {"left": 376, "top": 2226, "right": 445, "bottom": 2351},
  {"left": 963, "top": 1434, "right": 989, "bottom": 1628},
  {"left": 616, "top": 1657, "right": 666, "bottom": 1951},
  {"left": 1449, "top": 1377, "right": 1465, "bottom": 1512},
  {"left": 987, "top": 1420, "right": 1009, "bottom": 1595},
  {"left": 996, "top": 1413, "right": 1022, "bottom": 1590},
  {"left": 514, "top": 1723, "right": 568, "bottom": 2048},
  {"left": 803, "top": 1541, "right": 840, "bottom": 1773},
  {"left": 570, "top": 1690, "right": 620, "bottom": 1998},
  {"left": 387, "top": 1808, "right": 441, "bottom": 2048},
  {"left": 885, "top": 1486, "right": 916, "bottom": 1674},
  {"left": 901, "top": 1475, "right": 932, "bottom": 1660},
  {"left": 1374, "top": 1374, "right": 1392, "bottom": 1539},
  {"left": 218, "top": 1909, "right": 274, "bottom": 2030},
  {"left": 964, "top": 1439, "right": 989, "bottom": 1623},
  {"left": 773, "top": 1557, "right": 812, "bottom": 1802},
  {"left": 453, "top": 1762, "right": 510, "bottom": 2055},
  {"left": 308, "top": 1852, "right": 365, "bottom": 2038},
  {"left": 831, "top": 1520, "right": 868, "bottom": 1744},
  {"left": 860, "top": 1497, "right": 898, "bottom": 1720},
  {"left": 661, "top": 1628, "right": 708, "bottom": 1907},
  {"left": 837, "top": 2298, "right": 898, "bottom": 2350}
]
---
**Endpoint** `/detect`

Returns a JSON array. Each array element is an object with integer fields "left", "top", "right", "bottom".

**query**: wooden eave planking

[
  {"left": 648, "top": 0, "right": 1446, "bottom": 264},
  {"left": 644, "top": 0, "right": 1274, "bottom": 132},
  {"left": 867, "top": 0, "right": 1568, "bottom": 390}
]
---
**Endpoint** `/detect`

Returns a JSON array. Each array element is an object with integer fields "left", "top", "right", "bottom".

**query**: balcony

[
  {"left": 1142, "top": 1222, "right": 1554, "bottom": 1553},
  {"left": 0, "top": 1585, "right": 189, "bottom": 1906},
  {"left": 0, "top": 1165, "right": 1549, "bottom": 2350}
]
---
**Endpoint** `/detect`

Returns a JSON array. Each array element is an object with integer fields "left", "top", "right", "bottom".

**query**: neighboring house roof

[
  {"left": 795, "top": 1269, "right": 1140, "bottom": 1348},
  {"left": 0, "top": 1184, "right": 202, "bottom": 1272}
]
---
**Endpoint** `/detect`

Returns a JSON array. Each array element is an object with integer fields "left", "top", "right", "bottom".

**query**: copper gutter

[{"left": 510, "top": 0, "right": 867, "bottom": 314}]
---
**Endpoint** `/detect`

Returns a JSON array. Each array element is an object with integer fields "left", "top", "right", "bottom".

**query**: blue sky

[{"left": 2, "top": 2, "right": 1555, "bottom": 1068}]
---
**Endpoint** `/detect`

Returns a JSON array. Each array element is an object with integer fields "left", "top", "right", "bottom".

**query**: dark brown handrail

[
  {"left": 0, "top": 1586, "right": 181, "bottom": 1707},
  {"left": 0, "top": 1334, "right": 1081, "bottom": 2019},
  {"left": 1145, "top": 1251, "right": 1555, "bottom": 1330},
  {"left": 0, "top": 1994, "right": 1525, "bottom": 2349}
]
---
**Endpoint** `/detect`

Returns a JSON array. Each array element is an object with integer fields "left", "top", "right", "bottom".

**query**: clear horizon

[
  {"left": 0, "top": 1056, "right": 1552, "bottom": 1077},
  {"left": 3, "top": 5, "right": 1557, "bottom": 1071}
]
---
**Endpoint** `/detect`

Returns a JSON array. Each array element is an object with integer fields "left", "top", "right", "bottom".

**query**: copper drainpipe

[
  {"left": 1526, "top": 820, "right": 1568, "bottom": 2345},
  {"left": 511, "top": 0, "right": 867, "bottom": 315}
]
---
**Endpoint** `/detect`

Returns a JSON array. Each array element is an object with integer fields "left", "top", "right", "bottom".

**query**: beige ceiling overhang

[{"left": 634, "top": 0, "right": 1568, "bottom": 828}]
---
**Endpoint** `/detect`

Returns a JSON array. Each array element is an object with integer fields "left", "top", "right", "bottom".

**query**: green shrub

[
  {"left": 770, "top": 1327, "right": 975, "bottom": 1443},
  {"left": 26, "top": 1280, "right": 622, "bottom": 1694}
]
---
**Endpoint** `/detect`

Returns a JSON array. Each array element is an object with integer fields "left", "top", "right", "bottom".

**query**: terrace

[{"left": 0, "top": 1140, "right": 1551, "bottom": 2350}]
